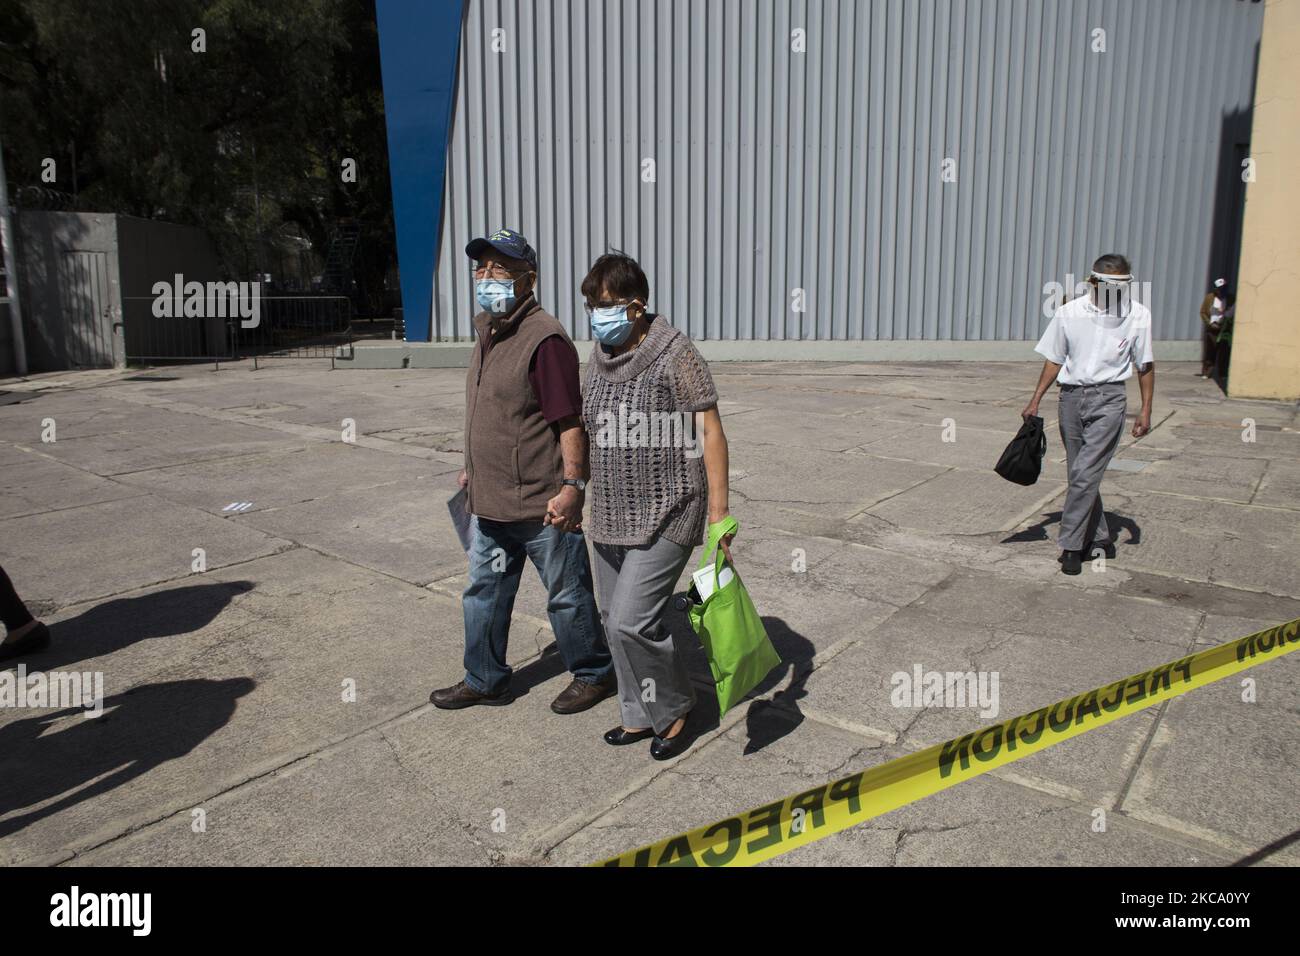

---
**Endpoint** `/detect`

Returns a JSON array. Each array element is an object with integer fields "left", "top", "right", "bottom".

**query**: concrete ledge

[
  {"left": 341, "top": 342, "right": 475, "bottom": 368},
  {"left": 338, "top": 339, "right": 1202, "bottom": 369}
]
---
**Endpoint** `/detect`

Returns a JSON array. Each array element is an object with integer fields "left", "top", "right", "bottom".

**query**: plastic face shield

[{"left": 1090, "top": 271, "right": 1133, "bottom": 317}]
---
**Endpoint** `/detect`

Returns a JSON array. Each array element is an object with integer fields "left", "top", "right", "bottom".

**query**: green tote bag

[{"left": 688, "top": 516, "right": 782, "bottom": 717}]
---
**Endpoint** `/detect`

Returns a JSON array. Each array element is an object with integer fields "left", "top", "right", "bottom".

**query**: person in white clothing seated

[{"left": 1021, "top": 253, "right": 1156, "bottom": 576}]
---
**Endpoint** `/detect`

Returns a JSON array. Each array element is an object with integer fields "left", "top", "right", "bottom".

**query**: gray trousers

[
  {"left": 592, "top": 535, "right": 697, "bottom": 735},
  {"left": 1057, "top": 382, "right": 1126, "bottom": 552}
]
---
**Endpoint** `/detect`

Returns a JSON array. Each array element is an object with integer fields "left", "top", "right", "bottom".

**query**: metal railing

[
  {"left": 121, "top": 294, "right": 353, "bottom": 367},
  {"left": 237, "top": 296, "right": 353, "bottom": 365}
]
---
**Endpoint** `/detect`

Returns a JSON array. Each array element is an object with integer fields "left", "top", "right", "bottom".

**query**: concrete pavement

[{"left": 1, "top": 358, "right": 1296, "bottom": 866}]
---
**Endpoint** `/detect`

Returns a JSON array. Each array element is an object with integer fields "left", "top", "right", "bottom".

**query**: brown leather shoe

[
  {"left": 429, "top": 680, "right": 511, "bottom": 710},
  {"left": 550, "top": 676, "right": 616, "bottom": 715}
]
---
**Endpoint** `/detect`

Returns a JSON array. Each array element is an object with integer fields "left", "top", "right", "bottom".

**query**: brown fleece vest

[{"left": 464, "top": 293, "right": 572, "bottom": 521}]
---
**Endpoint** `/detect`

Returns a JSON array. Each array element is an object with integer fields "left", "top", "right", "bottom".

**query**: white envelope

[{"left": 692, "top": 560, "right": 735, "bottom": 601}]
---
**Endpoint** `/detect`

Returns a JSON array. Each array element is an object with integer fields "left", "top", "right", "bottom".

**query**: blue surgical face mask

[
  {"left": 589, "top": 304, "right": 636, "bottom": 345},
  {"left": 476, "top": 278, "right": 517, "bottom": 314}
]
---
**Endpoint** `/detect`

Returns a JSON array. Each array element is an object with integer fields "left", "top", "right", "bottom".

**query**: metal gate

[
  {"left": 235, "top": 296, "right": 353, "bottom": 361},
  {"left": 121, "top": 293, "right": 353, "bottom": 366},
  {"left": 58, "top": 251, "right": 115, "bottom": 368}
]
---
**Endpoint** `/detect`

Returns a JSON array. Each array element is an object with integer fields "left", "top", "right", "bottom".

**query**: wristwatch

[{"left": 562, "top": 478, "right": 587, "bottom": 492}]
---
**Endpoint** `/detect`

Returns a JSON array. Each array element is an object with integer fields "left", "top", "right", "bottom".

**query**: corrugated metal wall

[{"left": 431, "top": 0, "right": 1263, "bottom": 343}]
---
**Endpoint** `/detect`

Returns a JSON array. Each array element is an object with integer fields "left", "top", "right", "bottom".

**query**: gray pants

[
  {"left": 1057, "top": 382, "right": 1126, "bottom": 552},
  {"left": 592, "top": 536, "right": 697, "bottom": 735}
]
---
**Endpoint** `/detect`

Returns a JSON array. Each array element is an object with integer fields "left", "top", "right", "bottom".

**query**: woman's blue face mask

[
  {"left": 589, "top": 304, "right": 633, "bottom": 345},
  {"left": 588, "top": 300, "right": 644, "bottom": 345}
]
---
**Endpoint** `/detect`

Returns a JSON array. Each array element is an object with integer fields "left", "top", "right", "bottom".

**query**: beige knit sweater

[{"left": 581, "top": 315, "right": 719, "bottom": 547}]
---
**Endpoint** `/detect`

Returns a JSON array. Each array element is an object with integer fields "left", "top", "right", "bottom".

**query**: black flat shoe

[
  {"left": 1060, "top": 550, "right": 1083, "bottom": 575},
  {"left": 0, "top": 622, "right": 50, "bottom": 662},
  {"left": 604, "top": 726, "right": 654, "bottom": 746},
  {"left": 650, "top": 714, "right": 693, "bottom": 761}
]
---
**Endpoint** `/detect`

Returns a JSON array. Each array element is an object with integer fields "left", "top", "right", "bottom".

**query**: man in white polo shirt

[{"left": 1022, "top": 254, "right": 1155, "bottom": 575}]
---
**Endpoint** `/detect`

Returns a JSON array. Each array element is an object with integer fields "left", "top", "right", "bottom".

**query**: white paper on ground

[{"left": 692, "top": 561, "right": 735, "bottom": 601}]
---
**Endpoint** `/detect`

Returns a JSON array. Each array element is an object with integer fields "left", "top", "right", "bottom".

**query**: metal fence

[
  {"left": 121, "top": 295, "right": 353, "bottom": 367},
  {"left": 431, "top": 0, "right": 1263, "bottom": 344},
  {"left": 237, "top": 296, "right": 354, "bottom": 363}
]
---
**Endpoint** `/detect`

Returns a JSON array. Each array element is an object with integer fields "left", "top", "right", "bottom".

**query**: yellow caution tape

[{"left": 596, "top": 617, "right": 1300, "bottom": 867}]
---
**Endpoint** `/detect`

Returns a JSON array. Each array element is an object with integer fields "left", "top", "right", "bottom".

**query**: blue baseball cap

[{"left": 465, "top": 228, "right": 538, "bottom": 271}]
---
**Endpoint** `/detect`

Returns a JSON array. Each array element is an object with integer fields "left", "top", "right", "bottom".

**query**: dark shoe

[
  {"left": 1085, "top": 540, "right": 1116, "bottom": 560},
  {"left": 429, "top": 680, "right": 511, "bottom": 709},
  {"left": 650, "top": 713, "right": 693, "bottom": 761},
  {"left": 0, "top": 622, "right": 50, "bottom": 662},
  {"left": 1060, "top": 550, "right": 1083, "bottom": 575},
  {"left": 550, "top": 676, "right": 616, "bottom": 715},
  {"left": 603, "top": 726, "right": 655, "bottom": 746}
]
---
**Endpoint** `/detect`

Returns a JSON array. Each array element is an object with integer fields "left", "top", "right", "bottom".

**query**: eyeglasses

[
  {"left": 471, "top": 263, "right": 522, "bottom": 280},
  {"left": 584, "top": 298, "right": 642, "bottom": 313}
]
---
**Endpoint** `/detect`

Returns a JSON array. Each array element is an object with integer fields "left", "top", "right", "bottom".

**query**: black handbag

[{"left": 995, "top": 415, "right": 1046, "bottom": 486}]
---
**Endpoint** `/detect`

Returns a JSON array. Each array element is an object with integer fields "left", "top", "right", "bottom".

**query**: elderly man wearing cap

[
  {"left": 430, "top": 228, "right": 616, "bottom": 713},
  {"left": 1021, "top": 253, "right": 1156, "bottom": 576},
  {"left": 1199, "top": 277, "right": 1235, "bottom": 381}
]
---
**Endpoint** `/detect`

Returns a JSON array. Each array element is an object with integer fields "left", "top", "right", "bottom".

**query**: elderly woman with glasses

[{"left": 579, "top": 251, "right": 733, "bottom": 760}]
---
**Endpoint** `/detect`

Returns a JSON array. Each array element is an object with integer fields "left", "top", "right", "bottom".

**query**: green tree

[{"left": 0, "top": 0, "right": 396, "bottom": 306}]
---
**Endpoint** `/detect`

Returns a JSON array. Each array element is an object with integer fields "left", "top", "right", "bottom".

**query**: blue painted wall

[{"left": 376, "top": 0, "right": 465, "bottom": 342}]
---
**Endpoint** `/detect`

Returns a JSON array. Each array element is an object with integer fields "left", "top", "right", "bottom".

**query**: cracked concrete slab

[
  {"left": 0, "top": 444, "right": 146, "bottom": 519},
  {"left": 1110, "top": 495, "right": 1300, "bottom": 598},
  {"left": 546, "top": 704, "right": 888, "bottom": 865},
  {"left": 863, "top": 396, "right": 1062, "bottom": 433},
  {"left": 776, "top": 770, "right": 1232, "bottom": 866},
  {"left": 23, "top": 413, "right": 305, "bottom": 477},
  {"left": 906, "top": 568, "right": 1202, "bottom": 649},
  {"left": 0, "top": 548, "right": 496, "bottom": 866},
  {"left": 112, "top": 441, "right": 459, "bottom": 519},
  {"left": 732, "top": 443, "right": 947, "bottom": 519},
  {"left": 0, "top": 495, "right": 292, "bottom": 608},
  {"left": 1163, "top": 421, "right": 1300, "bottom": 461},
  {"left": 69, "top": 730, "right": 492, "bottom": 867},
  {"left": 1120, "top": 613, "right": 1300, "bottom": 864},
  {"left": 865, "top": 468, "right": 1069, "bottom": 535},
  {"left": 240, "top": 480, "right": 488, "bottom": 589},
  {"left": 794, "top": 594, "right": 1198, "bottom": 807},
  {"left": 1104, "top": 453, "right": 1270, "bottom": 504},
  {"left": 856, "top": 420, "right": 1067, "bottom": 482},
  {"left": 0, "top": 359, "right": 1295, "bottom": 867},
  {"left": 548, "top": 704, "right": 1229, "bottom": 867},
  {"left": 1252, "top": 458, "right": 1300, "bottom": 509},
  {"left": 721, "top": 409, "right": 912, "bottom": 453}
]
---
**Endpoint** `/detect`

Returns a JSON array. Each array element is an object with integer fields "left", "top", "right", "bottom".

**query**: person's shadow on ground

[
  {"left": 660, "top": 603, "right": 815, "bottom": 757},
  {"left": 523, "top": 637, "right": 582, "bottom": 698},
  {"left": 5, "top": 580, "right": 254, "bottom": 674},
  {"left": 0, "top": 677, "right": 255, "bottom": 840},
  {"left": 1002, "top": 510, "right": 1142, "bottom": 548}
]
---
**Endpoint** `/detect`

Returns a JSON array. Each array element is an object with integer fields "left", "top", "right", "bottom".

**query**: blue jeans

[{"left": 462, "top": 516, "right": 613, "bottom": 695}]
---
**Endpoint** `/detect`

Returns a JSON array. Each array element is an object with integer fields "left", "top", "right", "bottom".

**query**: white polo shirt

[{"left": 1035, "top": 294, "right": 1155, "bottom": 385}]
